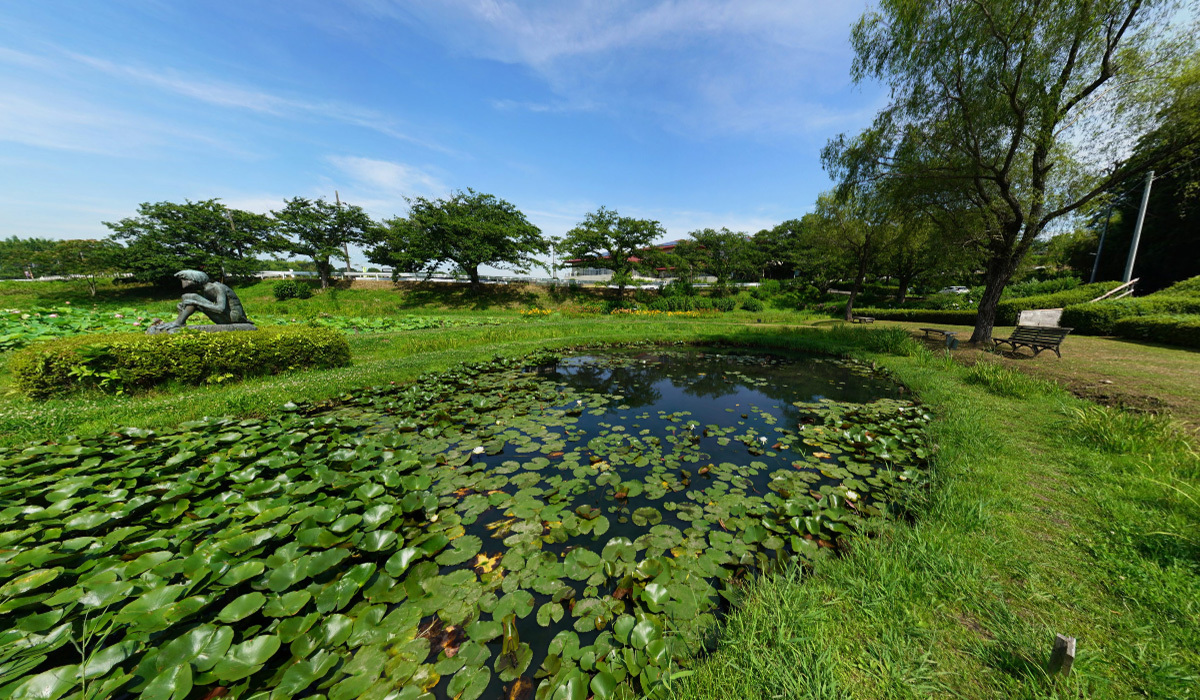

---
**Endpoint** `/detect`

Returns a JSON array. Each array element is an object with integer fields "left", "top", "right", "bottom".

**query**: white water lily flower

[
  {"left": 845, "top": 490, "right": 859, "bottom": 501},
  {"left": 472, "top": 446, "right": 486, "bottom": 454}
]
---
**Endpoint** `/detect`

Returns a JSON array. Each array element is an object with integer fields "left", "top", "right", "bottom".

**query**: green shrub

[
  {"left": 742, "top": 298, "right": 764, "bottom": 312},
  {"left": 1156, "top": 275, "right": 1200, "bottom": 298},
  {"left": 272, "top": 279, "right": 314, "bottom": 301},
  {"left": 648, "top": 298, "right": 669, "bottom": 311},
  {"left": 693, "top": 297, "right": 714, "bottom": 311},
  {"left": 850, "top": 308, "right": 978, "bottom": 325},
  {"left": 752, "top": 280, "right": 780, "bottom": 299},
  {"left": 1001, "top": 276, "right": 1081, "bottom": 299},
  {"left": 667, "top": 296, "right": 696, "bottom": 312},
  {"left": 1061, "top": 296, "right": 1200, "bottom": 334},
  {"left": 712, "top": 297, "right": 738, "bottom": 312},
  {"left": 661, "top": 279, "right": 695, "bottom": 298},
  {"left": 9, "top": 327, "right": 351, "bottom": 397},
  {"left": 994, "top": 281, "right": 1121, "bottom": 324},
  {"left": 1111, "top": 314, "right": 1200, "bottom": 349}
]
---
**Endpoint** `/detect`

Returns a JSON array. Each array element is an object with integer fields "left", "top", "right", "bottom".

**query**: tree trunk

[
  {"left": 970, "top": 255, "right": 1018, "bottom": 343},
  {"left": 844, "top": 258, "right": 868, "bottom": 322},
  {"left": 467, "top": 266, "right": 481, "bottom": 289},
  {"left": 316, "top": 258, "right": 331, "bottom": 289},
  {"left": 896, "top": 275, "right": 911, "bottom": 305}
]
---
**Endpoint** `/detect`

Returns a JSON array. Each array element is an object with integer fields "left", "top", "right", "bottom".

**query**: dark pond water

[{"left": 335, "top": 347, "right": 920, "bottom": 699}]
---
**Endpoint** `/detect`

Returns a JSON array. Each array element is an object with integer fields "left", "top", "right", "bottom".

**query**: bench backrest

[
  {"left": 1017, "top": 308, "right": 1063, "bottom": 327},
  {"left": 1010, "top": 325, "right": 1072, "bottom": 343}
]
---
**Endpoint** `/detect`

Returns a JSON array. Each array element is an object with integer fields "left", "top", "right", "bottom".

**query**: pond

[{"left": 0, "top": 346, "right": 929, "bottom": 700}]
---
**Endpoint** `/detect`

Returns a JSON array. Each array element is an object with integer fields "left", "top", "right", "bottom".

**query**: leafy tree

[
  {"left": 1089, "top": 58, "right": 1200, "bottom": 291},
  {"left": 810, "top": 191, "right": 895, "bottom": 321},
  {"left": 0, "top": 236, "right": 58, "bottom": 279},
  {"left": 377, "top": 189, "right": 546, "bottom": 287},
  {"left": 826, "top": 0, "right": 1196, "bottom": 342},
  {"left": 561, "top": 207, "right": 666, "bottom": 297},
  {"left": 104, "top": 200, "right": 283, "bottom": 284},
  {"left": 45, "top": 240, "right": 124, "bottom": 295},
  {"left": 673, "top": 228, "right": 763, "bottom": 288},
  {"left": 272, "top": 197, "right": 377, "bottom": 288}
]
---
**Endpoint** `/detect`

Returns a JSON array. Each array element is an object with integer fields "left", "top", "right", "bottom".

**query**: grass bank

[{"left": 677, "top": 348, "right": 1199, "bottom": 699}]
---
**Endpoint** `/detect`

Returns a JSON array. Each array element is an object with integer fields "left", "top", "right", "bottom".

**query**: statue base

[{"left": 147, "top": 323, "right": 258, "bottom": 335}]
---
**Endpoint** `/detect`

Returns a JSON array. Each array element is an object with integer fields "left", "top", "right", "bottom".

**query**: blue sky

[{"left": 0, "top": 0, "right": 882, "bottom": 266}]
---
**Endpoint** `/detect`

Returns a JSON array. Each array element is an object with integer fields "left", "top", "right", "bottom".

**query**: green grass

[
  {"left": 1, "top": 284, "right": 1197, "bottom": 699},
  {"left": 674, "top": 346, "right": 1200, "bottom": 699}
]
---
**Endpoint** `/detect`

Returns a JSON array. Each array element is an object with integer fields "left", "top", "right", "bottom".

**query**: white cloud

[
  {"left": 327, "top": 156, "right": 447, "bottom": 199},
  {"left": 21, "top": 48, "right": 456, "bottom": 155},
  {"left": 342, "top": 0, "right": 874, "bottom": 137}
]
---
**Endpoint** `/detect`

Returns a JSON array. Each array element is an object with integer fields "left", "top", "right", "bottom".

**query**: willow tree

[{"left": 825, "top": 0, "right": 1196, "bottom": 342}]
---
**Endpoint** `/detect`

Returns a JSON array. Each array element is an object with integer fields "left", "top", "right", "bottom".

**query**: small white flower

[
  {"left": 47, "top": 314, "right": 58, "bottom": 318},
  {"left": 472, "top": 446, "right": 486, "bottom": 454},
  {"left": 114, "top": 313, "right": 124, "bottom": 319},
  {"left": 845, "top": 490, "right": 859, "bottom": 501},
  {"left": 759, "top": 437, "right": 767, "bottom": 445}
]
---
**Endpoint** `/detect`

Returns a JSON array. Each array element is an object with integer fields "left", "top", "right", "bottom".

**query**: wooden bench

[
  {"left": 851, "top": 315, "right": 874, "bottom": 323},
  {"left": 992, "top": 325, "right": 1073, "bottom": 358}
]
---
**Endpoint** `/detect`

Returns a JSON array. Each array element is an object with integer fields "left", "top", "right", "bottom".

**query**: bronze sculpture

[{"left": 146, "top": 269, "right": 256, "bottom": 334}]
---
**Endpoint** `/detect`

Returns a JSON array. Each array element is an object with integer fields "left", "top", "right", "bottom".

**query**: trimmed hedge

[
  {"left": 850, "top": 308, "right": 978, "bottom": 325},
  {"left": 1061, "top": 296, "right": 1200, "bottom": 335},
  {"left": 1158, "top": 275, "right": 1200, "bottom": 298},
  {"left": 9, "top": 326, "right": 351, "bottom": 397},
  {"left": 1112, "top": 314, "right": 1200, "bottom": 349},
  {"left": 994, "top": 281, "right": 1122, "bottom": 325}
]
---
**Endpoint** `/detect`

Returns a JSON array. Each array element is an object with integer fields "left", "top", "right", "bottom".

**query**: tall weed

[
  {"left": 963, "top": 361, "right": 1057, "bottom": 399},
  {"left": 1065, "top": 404, "right": 1195, "bottom": 457}
]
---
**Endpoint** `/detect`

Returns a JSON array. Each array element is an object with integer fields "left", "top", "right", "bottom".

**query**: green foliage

[
  {"left": 850, "top": 308, "right": 978, "bottom": 325},
  {"left": 271, "top": 280, "right": 313, "bottom": 301},
  {"left": 963, "top": 361, "right": 1058, "bottom": 399},
  {"left": 9, "top": 327, "right": 350, "bottom": 397},
  {"left": 561, "top": 207, "right": 665, "bottom": 295},
  {"left": 742, "top": 298, "right": 764, "bottom": 312},
  {"left": 374, "top": 189, "right": 546, "bottom": 285},
  {"left": 712, "top": 297, "right": 738, "bottom": 312},
  {"left": 998, "top": 276, "right": 1082, "bottom": 299},
  {"left": 1159, "top": 275, "right": 1200, "bottom": 298},
  {"left": 1064, "top": 404, "right": 1194, "bottom": 455},
  {"left": 751, "top": 280, "right": 780, "bottom": 299},
  {"left": 673, "top": 228, "right": 763, "bottom": 284},
  {"left": 0, "top": 349, "right": 928, "bottom": 700},
  {"left": 995, "top": 281, "right": 1123, "bottom": 324},
  {"left": 660, "top": 279, "right": 695, "bottom": 298},
  {"left": 1112, "top": 314, "right": 1200, "bottom": 349},
  {"left": 104, "top": 200, "right": 286, "bottom": 283},
  {"left": 1062, "top": 296, "right": 1200, "bottom": 334},
  {"left": 272, "top": 197, "right": 377, "bottom": 288}
]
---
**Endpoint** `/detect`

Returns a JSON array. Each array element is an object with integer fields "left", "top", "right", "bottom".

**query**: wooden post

[{"left": 1048, "top": 634, "right": 1075, "bottom": 676}]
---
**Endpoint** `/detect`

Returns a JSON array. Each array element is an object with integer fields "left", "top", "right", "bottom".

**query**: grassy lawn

[
  {"left": 880, "top": 320, "right": 1200, "bottom": 433},
  {"left": 1, "top": 290, "right": 1196, "bottom": 699}
]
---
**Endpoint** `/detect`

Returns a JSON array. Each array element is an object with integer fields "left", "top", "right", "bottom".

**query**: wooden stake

[{"left": 1049, "top": 634, "right": 1075, "bottom": 676}]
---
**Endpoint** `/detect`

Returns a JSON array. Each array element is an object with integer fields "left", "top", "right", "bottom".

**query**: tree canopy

[
  {"left": 826, "top": 0, "right": 1196, "bottom": 341},
  {"left": 272, "top": 197, "right": 377, "bottom": 288},
  {"left": 560, "top": 207, "right": 666, "bottom": 296},
  {"left": 673, "top": 228, "right": 762, "bottom": 288},
  {"left": 104, "top": 200, "right": 283, "bottom": 283},
  {"left": 378, "top": 190, "right": 546, "bottom": 286}
]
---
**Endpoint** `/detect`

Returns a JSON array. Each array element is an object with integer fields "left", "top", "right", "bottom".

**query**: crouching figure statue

[{"left": 146, "top": 269, "right": 256, "bottom": 334}]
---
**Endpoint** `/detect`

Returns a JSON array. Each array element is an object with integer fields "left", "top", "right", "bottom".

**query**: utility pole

[
  {"left": 1089, "top": 203, "right": 1113, "bottom": 284},
  {"left": 1123, "top": 171, "right": 1154, "bottom": 283}
]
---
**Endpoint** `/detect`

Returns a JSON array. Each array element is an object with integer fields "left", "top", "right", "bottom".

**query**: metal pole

[
  {"left": 1089, "top": 203, "right": 1112, "bottom": 284},
  {"left": 1123, "top": 171, "right": 1154, "bottom": 283}
]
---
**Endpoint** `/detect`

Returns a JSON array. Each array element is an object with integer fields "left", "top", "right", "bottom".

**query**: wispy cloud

[
  {"left": 343, "top": 0, "right": 872, "bottom": 137},
  {"left": 14, "top": 47, "right": 456, "bottom": 155},
  {"left": 323, "top": 155, "right": 448, "bottom": 215}
]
